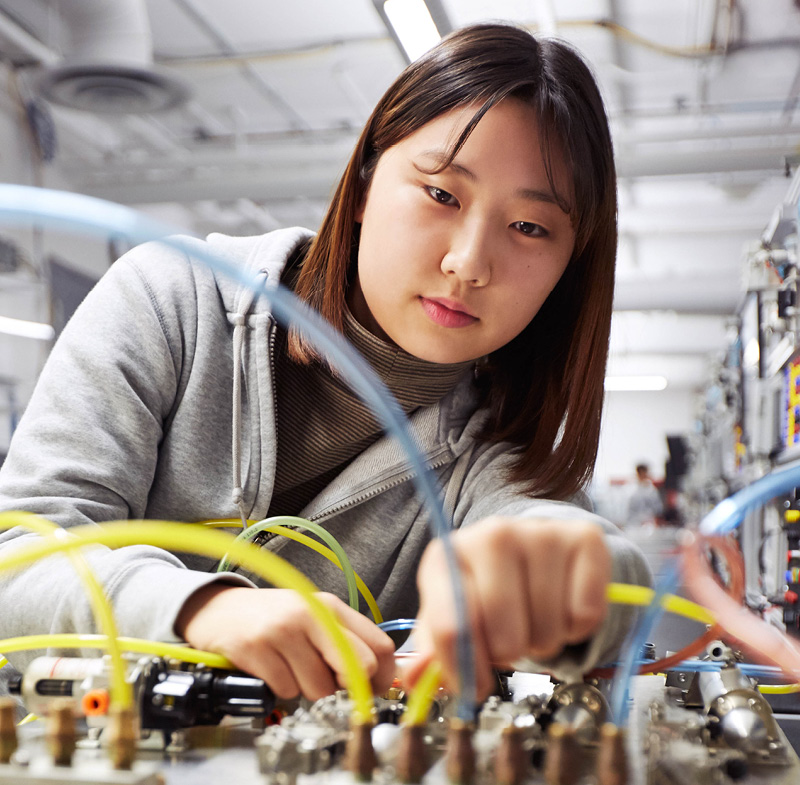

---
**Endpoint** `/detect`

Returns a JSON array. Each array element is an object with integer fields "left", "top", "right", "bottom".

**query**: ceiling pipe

[{"left": 37, "top": 0, "right": 189, "bottom": 114}]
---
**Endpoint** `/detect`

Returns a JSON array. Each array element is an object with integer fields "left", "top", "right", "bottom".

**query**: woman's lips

[{"left": 420, "top": 297, "right": 478, "bottom": 328}]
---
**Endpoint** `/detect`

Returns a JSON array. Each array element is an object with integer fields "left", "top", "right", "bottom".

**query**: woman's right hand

[{"left": 175, "top": 585, "right": 396, "bottom": 700}]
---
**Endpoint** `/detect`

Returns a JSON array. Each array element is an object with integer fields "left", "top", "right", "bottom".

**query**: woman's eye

[
  {"left": 513, "top": 221, "right": 547, "bottom": 237},
  {"left": 425, "top": 186, "right": 457, "bottom": 205}
]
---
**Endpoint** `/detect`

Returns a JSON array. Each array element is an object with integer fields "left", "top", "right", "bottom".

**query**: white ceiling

[{"left": 0, "top": 0, "right": 799, "bottom": 389}]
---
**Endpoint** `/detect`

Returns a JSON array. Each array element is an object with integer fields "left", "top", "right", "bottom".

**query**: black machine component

[{"left": 139, "top": 659, "right": 276, "bottom": 731}]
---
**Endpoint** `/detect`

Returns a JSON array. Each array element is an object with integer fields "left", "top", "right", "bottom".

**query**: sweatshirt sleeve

[
  {"left": 0, "top": 244, "right": 252, "bottom": 670},
  {"left": 450, "top": 443, "right": 653, "bottom": 681}
]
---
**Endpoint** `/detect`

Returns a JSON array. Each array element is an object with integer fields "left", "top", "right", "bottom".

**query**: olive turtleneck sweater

[{"left": 268, "top": 307, "right": 472, "bottom": 516}]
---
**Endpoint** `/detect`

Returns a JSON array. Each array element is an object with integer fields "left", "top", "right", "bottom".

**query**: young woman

[{"left": 0, "top": 23, "right": 649, "bottom": 702}]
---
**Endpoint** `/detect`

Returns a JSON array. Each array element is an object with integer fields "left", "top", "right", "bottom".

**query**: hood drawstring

[{"left": 228, "top": 270, "right": 269, "bottom": 529}]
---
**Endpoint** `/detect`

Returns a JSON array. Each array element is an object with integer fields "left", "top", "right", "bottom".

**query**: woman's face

[{"left": 348, "top": 99, "right": 577, "bottom": 364}]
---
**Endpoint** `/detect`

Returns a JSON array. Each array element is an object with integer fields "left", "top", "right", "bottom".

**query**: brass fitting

[
  {"left": 494, "top": 724, "right": 526, "bottom": 785},
  {"left": 445, "top": 718, "right": 475, "bottom": 785},
  {"left": 46, "top": 699, "right": 76, "bottom": 767},
  {"left": 396, "top": 724, "right": 428, "bottom": 784},
  {"left": 107, "top": 705, "right": 138, "bottom": 770},
  {"left": 543, "top": 722, "right": 581, "bottom": 785},
  {"left": 0, "top": 697, "right": 17, "bottom": 764},
  {"left": 596, "top": 723, "right": 627, "bottom": 785},
  {"left": 345, "top": 718, "right": 377, "bottom": 782}
]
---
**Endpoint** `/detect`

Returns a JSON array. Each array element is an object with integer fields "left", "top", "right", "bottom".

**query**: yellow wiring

[
  {"left": 606, "top": 582, "right": 716, "bottom": 625},
  {"left": 261, "top": 524, "right": 383, "bottom": 623},
  {"left": 0, "top": 634, "right": 233, "bottom": 669},
  {"left": 608, "top": 583, "right": 800, "bottom": 694},
  {"left": 17, "top": 714, "right": 37, "bottom": 726},
  {"left": 0, "top": 512, "right": 131, "bottom": 710},
  {"left": 398, "top": 584, "right": 746, "bottom": 724},
  {"left": 199, "top": 519, "right": 255, "bottom": 528},
  {"left": 0, "top": 515, "right": 374, "bottom": 724},
  {"left": 202, "top": 519, "right": 383, "bottom": 623},
  {"left": 758, "top": 683, "right": 800, "bottom": 694},
  {"left": 402, "top": 661, "right": 441, "bottom": 727}
]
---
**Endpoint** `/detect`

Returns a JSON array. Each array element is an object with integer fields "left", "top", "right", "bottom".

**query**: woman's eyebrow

[
  {"left": 414, "top": 150, "right": 564, "bottom": 207},
  {"left": 414, "top": 150, "right": 476, "bottom": 181}
]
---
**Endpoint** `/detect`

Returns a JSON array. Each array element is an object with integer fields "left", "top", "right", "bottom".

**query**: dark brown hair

[{"left": 291, "top": 23, "right": 617, "bottom": 500}]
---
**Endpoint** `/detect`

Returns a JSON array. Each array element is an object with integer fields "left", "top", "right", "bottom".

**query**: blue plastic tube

[
  {"left": 611, "top": 455, "right": 800, "bottom": 725},
  {"left": 0, "top": 184, "right": 477, "bottom": 717}
]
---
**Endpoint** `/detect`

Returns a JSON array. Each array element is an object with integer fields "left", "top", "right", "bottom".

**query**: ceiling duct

[{"left": 38, "top": 0, "right": 189, "bottom": 114}]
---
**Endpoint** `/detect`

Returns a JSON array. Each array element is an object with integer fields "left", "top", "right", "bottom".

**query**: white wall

[
  {"left": 590, "top": 387, "right": 697, "bottom": 526},
  {"left": 594, "top": 387, "right": 697, "bottom": 485}
]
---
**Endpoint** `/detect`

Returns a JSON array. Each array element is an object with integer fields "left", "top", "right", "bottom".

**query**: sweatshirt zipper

[
  {"left": 267, "top": 319, "right": 278, "bottom": 433},
  {"left": 308, "top": 452, "right": 452, "bottom": 524}
]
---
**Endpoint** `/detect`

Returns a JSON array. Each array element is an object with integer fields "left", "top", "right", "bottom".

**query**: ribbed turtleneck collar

[{"left": 341, "top": 306, "right": 473, "bottom": 409}]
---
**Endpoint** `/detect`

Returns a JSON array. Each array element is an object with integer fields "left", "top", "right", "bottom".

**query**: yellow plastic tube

[
  {"left": 0, "top": 516, "right": 374, "bottom": 723},
  {"left": 758, "top": 683, "right": 800, "bottom": 694},
  {"left": 0, "top": 633, "right": 233, "bottom": 669},
  {"left": 254, "top": 524, "right": 383, "bottom": 623},
  {"left": 608, "top": 582, "right": 800, "bottom": 692},
  {"left": 402, "top": 661, "right": 441, "bottom": 727},
  {"left": 0, "top": 512, "right": 131, "bottom": 709},
  {"left": 606, "top": 582, "right": 716, "bottom": 625},
  {"left": 204, "top": 519, "right": 383, "bottom": 622}
]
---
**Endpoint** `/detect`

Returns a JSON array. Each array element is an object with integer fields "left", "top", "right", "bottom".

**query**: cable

[
  {"left": 609, "top": 536, "right": 744, "bottom": 721},
  {"left": 217, "top": 516, "right": 360, "bottom": 614},
  {"left": 220, "top": 523, "right": 382, "bottom": 623},
  {"left": 758, "top": 683, "right": 800, "bottom": 694},
  {"left": 0, "top": 515, "right": 375, "bottom": 724},
  {"left": 606, "top": 583, "right": 715, "bottom": 625},
  {"left": 0, "top": 185, "right": 476, "bottom": 718},
  {"left": 700, "top": 458, "right": 800, "bottom": 536},
  {"left": 0, "top": 633, "right": 233, "bottom": 669},
  {"left": 378, "top": 619, "right": 416, "bottom": 633},
  {"left": 617, "top": 458, "right": 800, "bottom": 727},
  {"left": 200, "top": 519, "right": 254, "bottom": 527},
  {"left": 402, "top": 661, "right": 441, "bottom": 727},
  {"left": 682, "top": 531, "right": 800, "bottom": 684},
  {"left": 0, "top": 512, "right": 131, "bottom": 710},
  {"left": 595, "top": 544, "right": 744, "bottom": 681},
  {"left": 203, "top": 518, "right": 380, "bottom": 621}
]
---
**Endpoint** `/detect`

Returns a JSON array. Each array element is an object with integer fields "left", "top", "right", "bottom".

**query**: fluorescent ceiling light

[
  {"left": 0, "top": 315, "right": 55, "bottom": 341},
  {"left": 604, "top": 375, "right": 668, "bottom": 392},
  {"left": 383, "top": 0, "right": 441, "bottom": 61}
]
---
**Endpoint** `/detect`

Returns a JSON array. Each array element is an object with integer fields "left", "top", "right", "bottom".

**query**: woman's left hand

[{"left": 402, "top": 515, "right": 611, "bottom": 698}]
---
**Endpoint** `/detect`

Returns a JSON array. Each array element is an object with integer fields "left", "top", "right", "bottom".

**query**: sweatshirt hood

[
  {"left": 205, "top": 227, "right": 316, "bottom": 316},
  {"left": 200, "top": 227, "right": 484, "bottom": 522}
]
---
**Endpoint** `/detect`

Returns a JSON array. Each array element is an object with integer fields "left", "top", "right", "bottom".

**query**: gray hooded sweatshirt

[{"left": 0, "top": 227, "right": 650, "bottom": 680}]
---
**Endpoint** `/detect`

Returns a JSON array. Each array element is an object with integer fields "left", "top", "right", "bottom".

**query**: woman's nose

[{"left": 440, "top": 221, "right": 493, "bottom": 286}]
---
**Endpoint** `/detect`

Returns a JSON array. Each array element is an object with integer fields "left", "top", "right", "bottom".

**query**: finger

[
  {"left": 400, "top": 647, "right": 433, "bottom": 690},
  {"left": 340, "top": 628, "right": 395, "bottom": 694},
  {"left": 332, "top": 599, "right": 396, "bottom": 658},
  {"left": 229, "top": 643, "right": 300, "bottom": 700},
  {"left": 330, "top": 600, "right": 397, "bottom": 689},
  {"left": 525, "top": 524, "right": 568, "bottom": 660},
  {"left": 466, "top": 524, "right": 530, "bottom": 665},
  {"left": 305, "top": 601, "right": 394, "bottom": 693},
  {"left": 565, "top": 526, "right": 610, "bottom": 643},
  {"left": 283, "top": 634, "right": 339, "bottom": 700},
  {"left": 260, "top": 622, "right": 339, "bottom": 700},
  {"left": 415, "top": 541, "right": 494, "bottom": 699}
]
